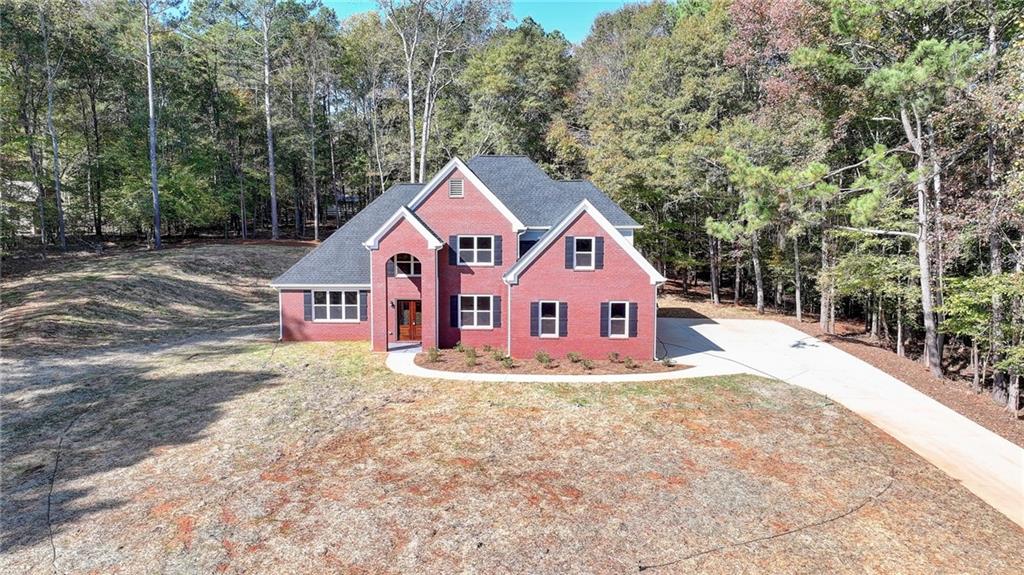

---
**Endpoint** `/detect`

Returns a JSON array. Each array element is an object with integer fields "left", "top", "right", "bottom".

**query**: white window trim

[
  {"left": 457, "top": 235, "right": 495, "bottom": 267},
  {"left": 539, "top": 300, "right": 560, "bottom": 339},
  {"left": 459, "top": 294, "right": 494, "bottom": 330},
  {"left": 608, "top": 300, "right": 629, "bottom": 339},
  {"left": 312, "top": 289, "right": 361, "bottom": 323},
  {"left": 574, "top": 236, "right": 595, "bottom": 270},
  {"left": 448, "top": 178, "right": 464, "bottom": 198},
  {"left": 392, "top": 253, "right": 421, "bottom": 278}
]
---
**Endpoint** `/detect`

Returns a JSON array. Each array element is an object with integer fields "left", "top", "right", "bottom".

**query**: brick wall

[
  {"left": 415, "top": 168, "right": 516, "bottom": 351},
  {"left": 508, "top": 211, "right": 657, "bottom": 360},
  {"left": 280, "top": 289, "right": 370, "bottom": 342}
]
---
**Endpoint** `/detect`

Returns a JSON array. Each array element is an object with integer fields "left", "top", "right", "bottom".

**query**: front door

[{"left": 397, "top": 300, "right": 422, "bottom": 341}]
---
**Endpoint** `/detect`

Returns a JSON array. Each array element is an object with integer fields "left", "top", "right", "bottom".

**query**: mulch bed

[
  {"left": 660, "top": 282, "right": 1024, "bottom": 448},
  {"left": 415, "top": 348, "right": 689, "bottom": 375}
]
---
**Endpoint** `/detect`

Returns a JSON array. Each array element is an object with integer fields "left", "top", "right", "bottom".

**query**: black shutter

[
  {"left": 558, "top": 302, "right": 568, "bottom": 337},
  {"left": 629, "top": 302, "right": 639, "bottom": 337},
  {"left": 564, "top": 236, "right": 574, "bottom": 269},
  {"left": 493, "top": 295, "right": 501, "bottom": 327},
  {"left": 358, "top": 290, "right": 369, "bottom": 321},
  {"left": 595, "top": 236, "right": 605, "bottom": 269},
  {"left": 600, "top": 302, "right": 609, "bottom": 337},
  {"left": 493, "top": 236, "right": 502, "bottom": 266},
  {"left": 530, "top": 302, "right": 539, "bottom": 336},
  {"left": 448, "top": 235, "right": 458, "bottom": 265},
  {"left": 385, "top": 258, "right": 395, "bottom": 277},
  {"left": 303, "top": 291, "right": 313, "bottom": 321},
  {"left": 450, "top": 295, "right": 459, "bottom": 327}
]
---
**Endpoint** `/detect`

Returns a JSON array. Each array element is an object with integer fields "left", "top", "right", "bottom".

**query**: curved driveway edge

[{"left": 657, "top": 317, "right": 1024, "bottom": 529}]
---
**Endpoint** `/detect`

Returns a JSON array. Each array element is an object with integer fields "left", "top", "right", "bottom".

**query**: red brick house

[{"left": 271, "top": 156, "right": 666, "bottom": 359}]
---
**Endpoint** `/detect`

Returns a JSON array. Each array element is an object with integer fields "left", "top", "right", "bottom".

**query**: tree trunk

[
  {"left": 793, "top": 240, "right": 802, "bottom": 322},
  {"left": 870, "top": 295, "right": 880, "bottom": 341},
  {"left": 41, "top": 10, "right": 66, "bottom": 250},
  {"left": 261, "top": 10, "right": 279, "bottom": 240},
  {"left": 733, "top": 256, "right": 741, "bottom": 306},
  {"left": 709, "top": 235, "right": 720, "bottom": 305},
  {"left": 819, "top": 228, "right": 831, "bottom": 333},
  {"left": 901, "top": 106, "right": 942, "bottom": 377},
  {"left": 143, "top": 2, "right": 162, "bottom": 249},
  {"left": 751, "top": 233, "right": 765, "bottom": 314},
  {"left": 237, "top": 132, "right": 247, "bottom": 240},
  {"left": 308, "top": 82, "right": 319, "bottom": 242},
  {"left": 88, "top": 86, "right": 102, "bottom": 238},
  {"left": 896, "top": 301, "right": 905, "bottom": 357}
]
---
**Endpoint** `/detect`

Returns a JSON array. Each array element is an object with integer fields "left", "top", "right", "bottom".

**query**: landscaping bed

[{"left": 414, "top": 346, "right": 690, "bottom": 375}]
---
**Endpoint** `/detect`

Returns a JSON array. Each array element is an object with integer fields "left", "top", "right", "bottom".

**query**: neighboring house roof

[
  {"left": 465, "top": 156, "right": 641, "bottom": 228},
  {"left": 363, "top": 206, "right": 443, "bottom": 250},
  {"left": 271, "top": 156, "right": 644, "bottom": 287},
  {"left": 503, "top": 199, "right": 667, "bottom": 286},
  {"left": 270, "top": 183, "right": 422, "bottom": 287}
]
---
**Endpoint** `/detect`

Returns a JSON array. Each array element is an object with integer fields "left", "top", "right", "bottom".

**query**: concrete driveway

[{"left": 657, "top": 317, "right": 1024, "bottom": 528}]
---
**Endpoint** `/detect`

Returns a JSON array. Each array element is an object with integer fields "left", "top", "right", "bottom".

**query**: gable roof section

[
  {"left": 503, "top": 199, "right": 666, "bottom": 286},
  {"left": 466, "top": 156, "right": 641, "bottom": 229},
  {"left": 407, "top": 157, "right": 526, "bottom": 231},
  {"left": 270, "top": 183, "right": 422, "bottom": 287},
  {"left": 363, "top": 206, "right": 443, "bottom": 250}
]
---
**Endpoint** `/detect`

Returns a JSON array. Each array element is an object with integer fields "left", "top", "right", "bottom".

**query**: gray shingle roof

[
  {"left": 465, "top": 155, "right": 640, "bottom": 228},
  {"left": 271, "top": 183, "right": 422, "bottom": 286},
  {"left": 272, "top": 156, "right": 641, "bottom": 286}
]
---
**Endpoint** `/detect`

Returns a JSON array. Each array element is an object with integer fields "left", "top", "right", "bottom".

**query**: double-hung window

[
  {"left": 539, "top": 301, "right": 559, "bottom": 338},
  {"left": 608, "top": 301, "right": 628, "bottom": 338},
  {"left": 313, "top": 290, "right": 359, "bottom": 322},
  {"left": 458, "top": 235, "right": 493, "bottom": 265},
  {"left": 459, "top": 295, "right": 492, "bottom": 328},
  {"left": 574, "top": 237, "right": 595, "bottom": 270},
  {"left": 393, "top": 253, "right": 421, "bottom": 277}
]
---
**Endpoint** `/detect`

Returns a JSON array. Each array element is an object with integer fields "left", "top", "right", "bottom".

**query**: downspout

[
  {"left": 653, "top": 283, "right": 660, "bottom": 359},
  {"left": 507, "top": 282, "right": 513, "bottom": 356},
  {"left": 435, "top": 245, "right": 440, "bottom": 347},
  {"left": 278, "top": 289, "right": 283, "bottom": 340},
  {"left": 369, "top": 256, "right": 374, "bottom": 351}
]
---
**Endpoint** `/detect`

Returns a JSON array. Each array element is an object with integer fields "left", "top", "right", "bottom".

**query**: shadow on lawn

[{"left": 0, "top": 354, "right": 281, "bottom": 554}]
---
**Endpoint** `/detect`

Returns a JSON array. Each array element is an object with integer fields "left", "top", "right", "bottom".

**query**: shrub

[
  {"left": 534, "top": 350, "right": 552, "bottom": 365},
  {"left": 454, "top": 341, "right": 464, "bottom": 352},
  {"left": 580, "top": 358, "right": 595, "bottom": 371},
  {"left": 426, "top": 347, "right": 440, "bottom": 363},
  {"left": 608, "top": 352, "right": 621, "bottom": 363},
  {"left": 623, "top": 356, "right": 638, "bottom": 369},
  {"left": 491, "top": 349, "right": 505, "bottom": 361},
  {"left": 482, "top": 344, "right": 493, "bottom": 352},
  {"left": 500, "top": 355, "right": 515, "bottom": 369},
  {"left": 566, "top": 352, "right": 582, "bottom": 363},
  {"left": 465, "top": 347, "right": 478, "bottom": 367},
  {"left": 661, "top": 356, "right": 676, "bottom": 368}
]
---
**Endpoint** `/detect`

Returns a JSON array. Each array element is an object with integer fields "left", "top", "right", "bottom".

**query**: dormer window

[
  {"left": 448, "top": 179, "right": 464, "bottom": 198},
  {"left": 573, "top": 237, "right": 594, "bottom": 270}
]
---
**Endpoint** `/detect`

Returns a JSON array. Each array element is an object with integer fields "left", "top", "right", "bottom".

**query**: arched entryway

[{"left": 389, "top": 253, "right": 423, "bottom": 342}]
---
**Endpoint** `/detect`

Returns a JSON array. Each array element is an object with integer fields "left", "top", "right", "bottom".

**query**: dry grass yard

[{"left": 2, "top": 244, "right": 1021, "bottom": 573}]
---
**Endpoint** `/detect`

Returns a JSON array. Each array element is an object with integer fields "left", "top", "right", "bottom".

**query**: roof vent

[{"left": 448, "top": 179, "right": 464, "bottom": 198}]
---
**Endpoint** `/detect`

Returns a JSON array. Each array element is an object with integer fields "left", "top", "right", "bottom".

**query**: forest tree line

[{"left": 1, "top": 0, "right": 1022, "bottom": 411}]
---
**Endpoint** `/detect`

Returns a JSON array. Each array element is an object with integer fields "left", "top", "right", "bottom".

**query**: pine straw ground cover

[
  {"left": 415, "top": 347, "right": 688, "bottom": 375},
  {"left": 2, "top": 244, "right": 1023, "bottom": 574}
]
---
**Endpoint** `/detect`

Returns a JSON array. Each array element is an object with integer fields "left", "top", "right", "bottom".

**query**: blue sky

[{"left": 321, "top": 1, "right": 631, "bottom": 44}]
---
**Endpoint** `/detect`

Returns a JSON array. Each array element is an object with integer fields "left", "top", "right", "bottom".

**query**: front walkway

[{"left": 657, "top": 317, "right": 1024, "bottom": 529}]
